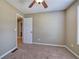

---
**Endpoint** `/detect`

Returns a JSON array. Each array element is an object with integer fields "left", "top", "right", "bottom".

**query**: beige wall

[
  {"left": 0, "top": 0, "right": 23, "bottom": 57},
  {"left": 24, "top": 11, "right": 65, "bottom": 45},
  {"left": 66, "top": 0, "right": 79, "bottom": 55}
]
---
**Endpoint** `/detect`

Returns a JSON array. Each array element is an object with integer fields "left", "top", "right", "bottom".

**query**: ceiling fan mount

[
  {"left": 38, "top": 2, "right": 41, "bottom": 4},
  {"left": 29, "top": 0, "right": 48, "bottom": 8}
]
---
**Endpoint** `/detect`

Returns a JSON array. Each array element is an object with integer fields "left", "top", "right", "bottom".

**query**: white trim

[
  {"left": 16, "top": 13, "right": 18, "bottom": 48},
  {"left": 32, "top": 42, "right": 65, "bottom": 47},
  {"left": 77, "top": 6, "right": 79, "bottom": 45},
  {"left": 0, "top": 47, "right": 17, "bottom": 59},
  {"left": 65, "top": 45, "right": 79, "bottom": 59}
]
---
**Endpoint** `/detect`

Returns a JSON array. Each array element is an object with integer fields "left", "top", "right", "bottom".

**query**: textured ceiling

[{"left": 6, "top": 0, "right": 75, "bottom": 14}]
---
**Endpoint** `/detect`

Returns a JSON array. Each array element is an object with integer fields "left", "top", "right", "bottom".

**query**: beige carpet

[{"left": 3, "top": 44, "right": 78, "bottom": 59}]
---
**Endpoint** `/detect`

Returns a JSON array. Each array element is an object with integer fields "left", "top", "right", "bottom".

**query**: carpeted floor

[{"left": 3, "top": 44, "right": 78, "bottom": 59}]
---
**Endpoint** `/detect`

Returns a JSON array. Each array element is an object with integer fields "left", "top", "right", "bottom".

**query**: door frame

[{"left": 16, "top": 13, "right": 24, "bottom": 48}]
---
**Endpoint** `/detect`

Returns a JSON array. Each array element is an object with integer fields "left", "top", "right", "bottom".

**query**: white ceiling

[{"left": 6, "top": 0, "right": 75, "bottom": 14}]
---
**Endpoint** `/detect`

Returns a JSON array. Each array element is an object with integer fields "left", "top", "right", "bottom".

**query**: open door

[{"left": 23, "top": 18, "right": 32, "bottom": 44}]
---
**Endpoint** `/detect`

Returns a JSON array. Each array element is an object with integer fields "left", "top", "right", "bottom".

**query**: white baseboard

[
  {"left": 0, "top": 47, "right": 17, "bottom": 59},
  {"left": 65, "top": 45, "right": 79, "bottom": 59},
  {"left": 32, "top": 42, "right": 65, "bottom": 47}
]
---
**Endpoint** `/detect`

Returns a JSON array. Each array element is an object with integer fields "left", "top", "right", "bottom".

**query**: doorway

[
  {"left": 17, "top": 15, "right": 33, "bottom": 47},
  {"left": 17, "top": 14, "right": 23, "bottom": 47}
]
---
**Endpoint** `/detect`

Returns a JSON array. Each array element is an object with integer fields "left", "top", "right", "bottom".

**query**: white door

[{"left": 23, "top": 18, "right": 32, "bottom": 44}]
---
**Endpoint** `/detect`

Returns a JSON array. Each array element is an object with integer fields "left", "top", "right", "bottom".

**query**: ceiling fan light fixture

[
  {"left": 29, "top": 0, "right": 48, "bottom": 8},
  {"left": 36, "top": 0, "right": 44, "bottom": 3}
]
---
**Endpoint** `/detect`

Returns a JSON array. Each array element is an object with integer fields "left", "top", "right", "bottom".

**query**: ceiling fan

[{"left": 29, "top": 0, "right": 48, "bottom": 8}]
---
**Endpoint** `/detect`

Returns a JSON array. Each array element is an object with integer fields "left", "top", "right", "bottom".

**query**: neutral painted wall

[
  {"left": 66, "top": 0, "right": 79, "bottom": 55},
  {"left": 0, "top": 0, "right": 23, "bottom": 57},
  {"left": 24, "top": 11, "right": 65, "bottom": 45}
]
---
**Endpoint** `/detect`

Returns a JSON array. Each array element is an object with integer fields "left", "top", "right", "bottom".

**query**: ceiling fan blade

[
  {"left": 42, "top": 1, "right": 48, "bottom": 8},
  {"left": 29, "top": 0, "right": 36, "bottom": 8}
]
